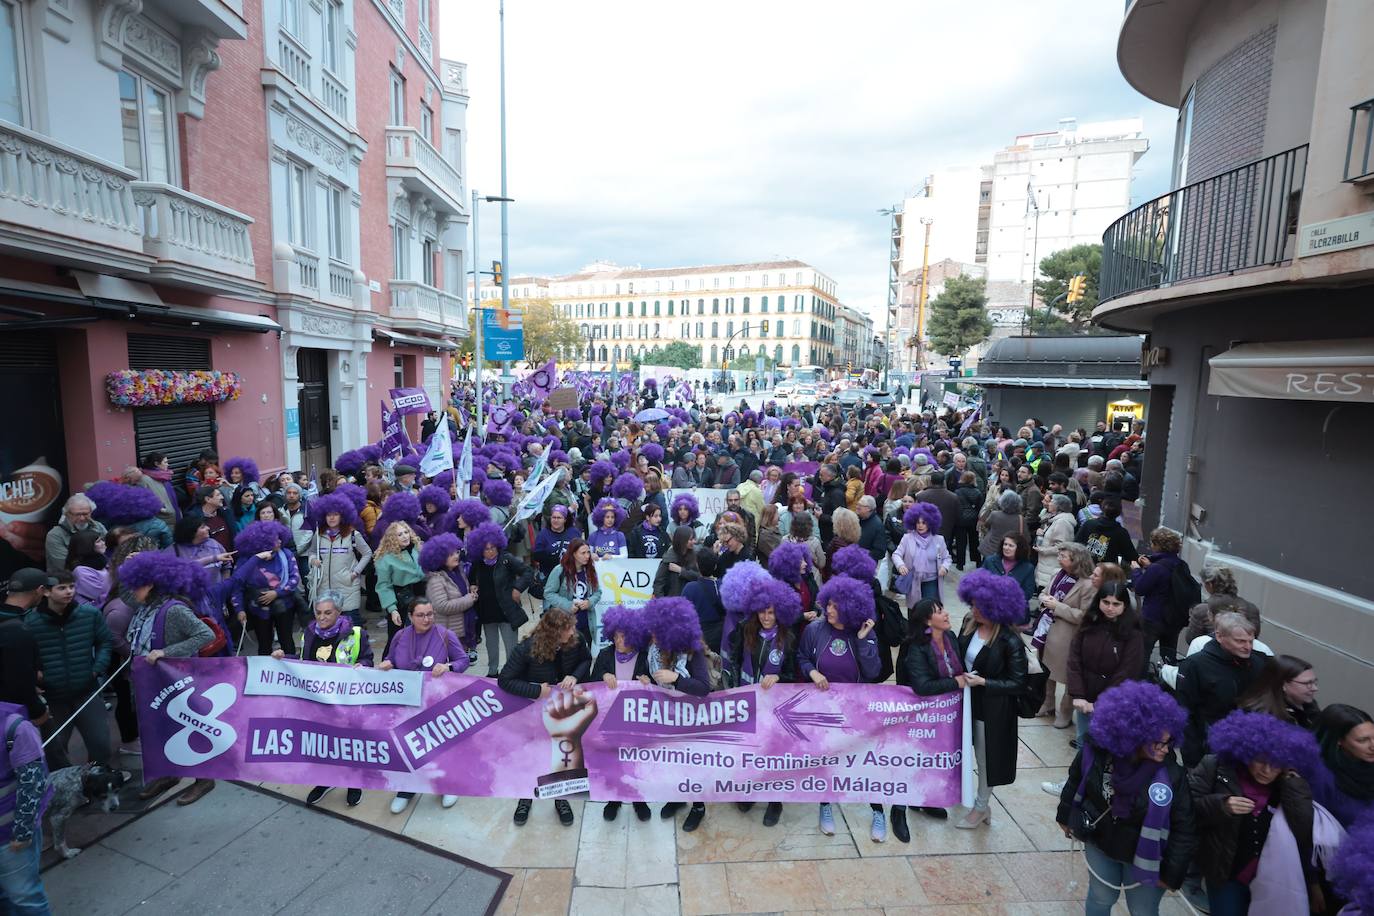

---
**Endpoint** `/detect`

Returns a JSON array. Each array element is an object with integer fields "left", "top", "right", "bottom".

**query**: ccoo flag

[{"left": 419, "top": 411, "right": 454, "bottom": 478}]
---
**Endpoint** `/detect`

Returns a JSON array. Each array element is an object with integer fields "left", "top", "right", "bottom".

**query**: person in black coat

[
  {"left": 1175, "top": 612, "right": 1270, "bottom": 766},
  {"left": 955, "top": 570, "right": 1029, "bottom": 829},
  {"left": 895, "top": 598, "right": 966, "bottom": 837},
  {"left": 498, "top": 608, "right": 592, "bottom": 828},
  {"left": 813, "top": 466, "right": 846, "bottom": 543},
  {"left": 468, "top": 522, "right": 535, "bottom": 677},
  {"left": 591, "top": 606, "right": 652, "bottom": 823},
  {"left": 951, "top": 472, "right": 984, "bottom": 570},
  {"left": 626, "top": 504, "right": 668, "bottom": 559}
]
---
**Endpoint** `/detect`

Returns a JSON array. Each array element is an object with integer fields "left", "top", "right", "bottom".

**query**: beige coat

[
  {"left": 425, "top": 570, "right": 476, "bottom": 638},
  {"left": 1034, "top": 512, "right": 1077, "bottom": 587},
  {"left": 1042, "top": 577, "right": 1096, "bottom": 679}
]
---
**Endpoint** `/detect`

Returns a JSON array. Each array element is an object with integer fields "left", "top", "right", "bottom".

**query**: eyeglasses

[
  {"left": 1147, "top": 738, "right": 1175, "bottom": 752},
  {"left": 1290, "top": 677, "right": 1319, "bottom": 688}
]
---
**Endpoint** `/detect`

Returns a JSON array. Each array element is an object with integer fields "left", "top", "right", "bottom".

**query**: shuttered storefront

[
  {"left": 0, "top": 333, "right": 69, "bottom": 576},
  {"left": 128, "top": 334, "right": 216, "bottom": 484}
]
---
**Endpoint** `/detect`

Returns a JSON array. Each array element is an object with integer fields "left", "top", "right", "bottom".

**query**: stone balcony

[
  {"left": 0, "top": 120, "right": 149, "bottom": 272},
  {"left": 132, "top": 182, "right": 258, "bottom": 296},
  {"left": 389, "top": 279, "right": 467, "bottom": 337},
  {"left": 385, "top": 127, "right": 466, "bottom": 216}
]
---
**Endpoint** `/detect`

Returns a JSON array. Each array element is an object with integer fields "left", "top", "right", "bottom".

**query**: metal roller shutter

[
  {"left": 133, "top": 406, "right": 217, "bottom": 487},
  {"left": 127, "top": 334, "right": 211, "bottom": 370},
  {"left": 0, "top": 333, "right": 58, "bottom": 369}
]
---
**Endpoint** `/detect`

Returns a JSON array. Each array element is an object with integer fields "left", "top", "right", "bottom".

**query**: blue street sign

[{"left": 482, "top": 308, "right": 524, "bottom": 362}]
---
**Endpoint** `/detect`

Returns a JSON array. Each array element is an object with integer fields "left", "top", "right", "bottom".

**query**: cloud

[{"left": 439, "top": 0, "right": 1177, "bottom": 321}]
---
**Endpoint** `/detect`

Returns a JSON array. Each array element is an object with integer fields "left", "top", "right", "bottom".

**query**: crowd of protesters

[{"left": 2, "top": 378, "right": 1372, "bottom": 916}]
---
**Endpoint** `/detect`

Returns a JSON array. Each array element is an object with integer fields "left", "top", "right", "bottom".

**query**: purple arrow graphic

[{"left": 772, "top": 691, "right": 847, "bottom": 742}]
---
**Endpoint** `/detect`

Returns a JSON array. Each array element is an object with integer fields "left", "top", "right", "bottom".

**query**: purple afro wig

[
  {"left": 222, "top": 456, "right": 260, "bottom": 485},
  {"left": 742, "top": 409, "right": 758, "bottom": 426},
  {"left": 359, "top": 445, "right": 383, "bottom": 463},
  {"left": 308, "top": 491, "right": 360, "bottom": 530},
  {"left": 464, "top": 521, "right": 508, "bottom": 556},
  {"left": 431, "top": 469, "right": 455, "bottom": 491},
  {"left": 1331, "top": 818, "right": 1374, "bottom": 913},
  {"left": 766, "top": 541, "right": 813, "bottom": 585},
  {"left": 816, "top": 576, "right": 875, "bottom": 630},
  {"left": 903, "top": 502, "right": 943, "bottom": 533},
  {"left": 564, "top": 408, "right": 583, "bottom": 423},
  {"left": 451, "top": 499, "right": 491, "bottom": 530},
  {"left": 600, "top": 605, "right": 650, "bottom": 651},
  {"left": 588, "top": 460, "right": 616, "bottom": 487},
  {"left": 482, "top": 478, "right": 513, "bottom": 507},
  {"left": 1088, "top": 681, "right": 1188, "bottom": 758},
  {"left": 592, "top": 498, "right": 627, "bottom": 529},
  {"left": 333, "top": 448, "right": 368, "bottom": 478},
  {"left": 644, "top": 377, "right": 657, "bottom": 389},
  {"left": 719, "top": 561, "right": 771, "bottom": 617},
  {"left": 332, "top": 483, "right": 368, "bottom": 514},
  {"left": 644, "top": 596, "right": 702, "bottom": 654},
  {"left": 119, "top": 551, "right": 208, "bottom": 601},
  {"left": 380, "top": 491, "right": 421, "bottom": 522},
  {"left": 669, "top": 492, "right": 700, "bottom": 524},
  {"left": 419, "top": 484, "right": 452, "bottom": 516},
  {"left": 1207, "top": 710, "right": 1321, "bottom": 775},
  {"left": 419, "top": 532, "right": 463, "bottom": 574},
  {"left": 610, "top": 472, "right": 644, "bottom": 502},
  {"left": 87, "top": 481, "right": 163, "bottom": 524},
  {"left": 747, "top": 578, "right": 803, "bottom": 628},
  {"left": 831, "top": 544, "right": 878, "bottom": 582},
  {"left": 609, "top": 450, "right": 632, "bottom": 473},
  {"left": 654, "top": 422, "right": 671, "bottom": 440},
  {"left": 591, "top": 416, "right": 604, "bottom": 435},
  {"left": 640, "top": 443, "right": 665, "bottom": 466},
  {"left": 956, "top": 569, "right": 1027, "bottom": 626},
  {"left": 549, "top": 449, "right": 569, "bottom": 466},
  {"left": 233, "top": 520, "right": 292, "bottom": 556}
]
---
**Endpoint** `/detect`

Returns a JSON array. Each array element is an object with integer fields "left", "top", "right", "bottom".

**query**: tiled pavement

[{"left": 43, "top": 565, "right": 1192, "bottom": 915}]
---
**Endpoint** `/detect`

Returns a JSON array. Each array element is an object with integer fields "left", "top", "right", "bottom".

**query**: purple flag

[
  {"left": 959, "top": 404, "right": 982, "bottom": 437},
  {"left": 389, "top": 387, "right": 431, "bottom": 416},
  {"left": 379, "top": 401, "right": 410, "bottom": 457},
  {"left": 527, "top": 359, "right": 557, "bottom": 404}
]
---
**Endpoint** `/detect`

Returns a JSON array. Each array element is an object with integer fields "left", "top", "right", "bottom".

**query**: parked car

[
  {"left": 790, "top": 385, "right": 819, "bottom": 407},
  {"left": 833, "top": 388, "right": 872, "bottom": 407},
  {"left": 774, "top": 381, "right": 796, "bottom": 398}
]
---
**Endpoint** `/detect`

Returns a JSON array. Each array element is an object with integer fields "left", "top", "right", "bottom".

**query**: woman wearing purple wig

[
  {"left": 229, "top": 521, "right": 300, "bottom": 656},
  {"left": 1188, "top": 709, "right": 1324, "bottom": 914},
  {"left": 591, "top": 605, "right": 653, "bottom": 824},
  {"left": 643, "top": 596, "right": 713, "bottom": 831},
  {"left": 467, "top": 522, "right": 534, "bottom": 677},
  {"left": 587, "top": 498, "right": 627, "bottom": 559},
  {"left": 955, "top": 569, "right": 1029, "bottom": 829},
  {"left": 305, "top": 492, "right": 372, "bottom": 626},
  {"left": 1055, "top": 681, "right": 1196, "bottom": 914},
  {"left": 892, "top": 502, "right": 950, "bottom": 608},
  {"left": 799, "top": 575, "right": 881, "bottom": 839}
]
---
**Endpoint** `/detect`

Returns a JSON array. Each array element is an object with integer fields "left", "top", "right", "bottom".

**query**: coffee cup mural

[{"left": 0, "top": 456, "right": 63, "bottom": 561}]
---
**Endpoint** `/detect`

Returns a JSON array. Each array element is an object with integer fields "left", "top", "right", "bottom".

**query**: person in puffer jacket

[{"left": 229, "top": 521, "right": 300, "bottom": 656}]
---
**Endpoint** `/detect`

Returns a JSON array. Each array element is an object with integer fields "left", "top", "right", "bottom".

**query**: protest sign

[
  {"left": 134, "top": 656, "right": 969, "bottom": 806},
  {"left": 546, "top": 387, "right": 579, "bottom": 410}
]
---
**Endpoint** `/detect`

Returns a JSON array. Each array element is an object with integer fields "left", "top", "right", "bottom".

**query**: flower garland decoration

[{"left": 105, "top": 370, "right": 244, "bottom": 407}]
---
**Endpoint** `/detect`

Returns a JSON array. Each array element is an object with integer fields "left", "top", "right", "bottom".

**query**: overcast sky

[{"left": 440, "top": 1, "right": 1177, "bottom": 323}]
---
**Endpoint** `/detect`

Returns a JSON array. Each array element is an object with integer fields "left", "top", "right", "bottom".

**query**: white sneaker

[
  {"left": 1041, "top": 780, "right": 1066, "bottom": 796},
  {"left": 440, "top": 794, "right": 459, "bottom": 809},
  {"left": 119, "top": 743, "right": 142, "bottom": 756},
  {"left": 818, "top": 803, "right": 835, "bottom": 836},
  {"left": 389, "top": 794, "right": 412, "bottom": 815}
]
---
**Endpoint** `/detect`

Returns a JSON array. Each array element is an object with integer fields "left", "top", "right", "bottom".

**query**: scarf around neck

[{"left": 1072, "top": 743, "right": 1173, "bottom": 886}]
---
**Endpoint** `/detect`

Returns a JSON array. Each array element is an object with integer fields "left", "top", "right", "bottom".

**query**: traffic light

[
  {"left": 1067, "top": 274, "right": 1087, "bottom": 303},
  {"left": 492, "top": 260, "right": 503, "bottom": 286},
  {"left": 761, "top": 319, "right": 770, "bottom": 335},
  {"left": 460, "top": 353, "right": 470, "bottom": 371}
]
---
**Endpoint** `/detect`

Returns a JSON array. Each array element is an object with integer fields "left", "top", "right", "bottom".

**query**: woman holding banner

[
  {"left": 592, "top": 605, "right": 652, "bottom": 823},
  {"left": 379, "top": 597, "right": 468, "bottom": 814},
  {"left": 499, "top": 608, "right": 592, "bottom": 828},
  {"left": 543, "top": 539, "right": 601, "bottom": 648},
  {"left": 955, "top": 569, "right": 1029, "bottom": 829},
  {"left": 644, "top": 596, "right": 714, "bottom": 832},
  {"left": 798, "top": 575, "right": 881, "bottom": 840},
  {"left": 726, "top": 578, "right": 800, "bottom": 829}
]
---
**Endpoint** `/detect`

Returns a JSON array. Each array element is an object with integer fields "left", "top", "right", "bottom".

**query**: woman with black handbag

[{"left": 1055, "top": 681, "right": 1197, "bottom": 915}]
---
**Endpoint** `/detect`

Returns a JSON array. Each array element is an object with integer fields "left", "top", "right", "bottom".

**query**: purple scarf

[
  {"left": 742, "top": 627, "right": 783, "bottom": 681},
  {"left": 1073, "top": 743, "right": 1173, "bottom": 885},
  {"left": 929, "top": 630, "right": 964, "bottom": 680}
]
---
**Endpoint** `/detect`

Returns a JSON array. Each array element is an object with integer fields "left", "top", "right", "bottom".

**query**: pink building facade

[{"left": 0, "top": 0, "right": 467, "bottom": 574}]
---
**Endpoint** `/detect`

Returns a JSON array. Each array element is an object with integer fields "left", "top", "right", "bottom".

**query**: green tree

[
  {"left": 636, "top": 341, "right": 702, "bottom": 370},
  {"left": 927, "top": 275, "right": 993, "bottom": 358},
  {"left": 1033, "top": 243, "right": 1102, "bottom": 328},
  {"left": 458, "top": 298, "right": 582, "bottom": 367}
]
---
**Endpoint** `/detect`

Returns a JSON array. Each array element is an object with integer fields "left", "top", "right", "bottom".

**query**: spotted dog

[{"left": 46, "top": 764, "right": 129, "bottom": 858}]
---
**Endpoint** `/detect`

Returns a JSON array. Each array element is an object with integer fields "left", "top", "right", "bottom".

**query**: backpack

[{"left": 1165, "top": 559, "right": 1201, "bottom": 630}]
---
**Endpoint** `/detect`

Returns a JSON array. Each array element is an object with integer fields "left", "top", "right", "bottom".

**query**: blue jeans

[
  {"left": 1084, "top": 842, "right": 1164, "bottom": 915},
  {"left": 1206, "top": 879, "right": 1251, "bottom": 916},
  {"left": 1075, "top": 709, "right": 1092, "bottom": 747},
  {"left": 0, "top": 829, "right": 51, "bottom": 915}
]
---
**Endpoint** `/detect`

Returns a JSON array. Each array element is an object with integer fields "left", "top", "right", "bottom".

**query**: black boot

[
  {"left": 633, "top": 802, "right": 652, "bottom": 821},
  {"left": 762, "top": 802, "right": 783, "bottom": 827},
  {"left": 890, "top": 806, "right": 910, "bottom": 843},
  {"left": 659, "top": 802, "right": 684, "bottom": 819},
  {"left": 682, "top": 802, "right": 706, "bottom": 832},
  {"left": 603, "top": 801, "right": 622, "bottom": 821}
]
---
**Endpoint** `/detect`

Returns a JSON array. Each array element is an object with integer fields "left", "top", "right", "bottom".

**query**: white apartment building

[{"left": 473, "top": 260, "right": 852, "bottom": 371}]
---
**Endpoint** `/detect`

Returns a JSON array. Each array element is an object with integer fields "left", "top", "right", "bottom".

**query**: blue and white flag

[
  {"left": 511, "top": 465, "right": 562, "bottom": 525},
  {"left": 455, "top": 425, "right": 473, "bottom": 493},
  {"left": 420, "top": 411, "right": 454, "bottom": 478}
]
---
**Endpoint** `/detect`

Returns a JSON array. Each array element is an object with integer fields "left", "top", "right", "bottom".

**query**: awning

[
  {"left": 962, "top": 376, "right": 1150, "bottom": 390},
  {"left": 374, "top": 328, "right": 457, "bottom": 351},
  {"left": 0, "top": 275, "right": 280, "bottom": 333},
  {"left": 1208, "top": 339, "right": 1374, "bottom": 403}
]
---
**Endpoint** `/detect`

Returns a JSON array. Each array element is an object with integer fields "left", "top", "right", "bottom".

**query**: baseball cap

[{"left": 6, "top": 568, "right": 56, "bottom": 593}]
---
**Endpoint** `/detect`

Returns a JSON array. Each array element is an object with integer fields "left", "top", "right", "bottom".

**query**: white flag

[
  {"left": 455, "top": 426, "right": 473, "bottom": 492},
  {"left": 419, "top": 412, "right": 454, "bottom": 478},
  {"left": 511, "top": 466, "right": 561, "bottom": 525}
]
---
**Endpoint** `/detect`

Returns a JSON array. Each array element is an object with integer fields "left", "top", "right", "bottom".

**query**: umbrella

[{"left": 634, "top": 408, "right": 670, "bottom": 423}]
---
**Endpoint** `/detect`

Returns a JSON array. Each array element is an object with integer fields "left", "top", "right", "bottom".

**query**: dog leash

[{"left": 40, "top": 657, "right": 131, "bottom": 749}]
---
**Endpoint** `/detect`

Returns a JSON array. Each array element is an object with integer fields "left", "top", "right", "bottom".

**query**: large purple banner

[{"left": 133, "top": 657, "right": 970, "bottom": 805}]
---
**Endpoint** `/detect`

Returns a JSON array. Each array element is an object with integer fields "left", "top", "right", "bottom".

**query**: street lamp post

[
  {"left": 470, "top": 190, "right": 514, "bottom": 433},
  {"left": 878, "top": 205, "right": 900, "bottom": 392},
  {"left": 584, "top": 325, "right": 600, "bottom": 372}
]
